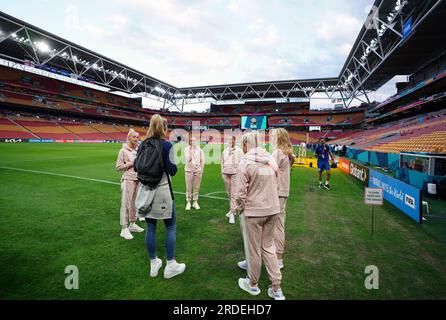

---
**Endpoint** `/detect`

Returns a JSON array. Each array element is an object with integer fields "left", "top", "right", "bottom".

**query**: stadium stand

[{"left": 0, "top": 115, "right": 36, "bottom": 139}]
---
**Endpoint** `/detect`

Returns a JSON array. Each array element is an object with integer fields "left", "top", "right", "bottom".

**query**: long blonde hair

[
  {"left": 272, "top": 128, "right": 293, "bottom": 157},
  {"left": 145, "top": 114, "right": 167, "bottom": 140}
]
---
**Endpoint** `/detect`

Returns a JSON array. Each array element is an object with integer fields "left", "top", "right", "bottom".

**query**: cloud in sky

[{"left": 2, "top": 0, "right": 401, "bottom": 109}]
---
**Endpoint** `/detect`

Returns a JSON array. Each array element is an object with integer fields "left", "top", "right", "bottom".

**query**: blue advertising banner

[
  {"left": 369, "top": 169, "right": 422, "bottom": 223},
  {"left": 403, "top": 17, "right": 413, "bottom": 39},
  {"left": 29, "top": 139, "right": 54, "bottom": 143}
]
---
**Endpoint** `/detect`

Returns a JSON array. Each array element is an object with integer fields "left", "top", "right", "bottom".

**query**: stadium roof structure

[
  {"left": 338, "top": 0, "right": 446, "bottom": 105},
  {"left": 0, "top": 0, "right": 445, "bottom": 111}
]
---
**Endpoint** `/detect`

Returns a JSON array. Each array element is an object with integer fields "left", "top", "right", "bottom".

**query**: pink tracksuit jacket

[
  {"left": 115, "top": 143, "right": 138, "bottom": 181},
  {"left": 185, "top": 145, "right": 204, "bottom": 173},
  {"left": 236, "top": 147, "right": 280, "bottom": 217},
  {"left": 272, "top": 149, "right": 292, "bottom": 198},
  {"left": 221, "top": 146, "right": 244, "bottom": 175}
]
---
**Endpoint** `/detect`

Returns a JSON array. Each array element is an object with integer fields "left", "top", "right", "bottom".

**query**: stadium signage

[
  {"left": 2, "top": 138, "right": 23, "bottom": 143},
  {"left": 364, "top": 188, "right": 383, "bottom": 205},
  {"left": 403, "top": 17, "right": 413, "bottom": 39},
  {"left": 29, "top": 139, "right": 54, "bottom": 143},
  {"left": 339, "top": 157, "right": 350, "bottom": 174},
  {"left": 369, "top": 169, "right": 422, "bottom": 223},
  {"left": 349, "top": 162, "right": 369, "bottom": 185}
]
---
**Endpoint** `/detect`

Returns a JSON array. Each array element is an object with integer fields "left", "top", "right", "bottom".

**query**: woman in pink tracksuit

[
  {"left": 184, "top": 136, "right": 205, "bottom": 211},
  {"left": 221, "top": 135, "right": 243, "bottom": 224},
  {"left": 115, "top": 129, "right": 145, "bottom": 240},
  {"left": 236, "top": 131, "right": 286, "bottom": 300},
  {"left": 271, "top": 128, "right": 296, "bottom": 270}
]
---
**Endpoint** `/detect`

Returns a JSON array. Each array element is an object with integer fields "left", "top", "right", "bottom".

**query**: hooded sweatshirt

[
  {"left": 115, "top": 143, "right": 138, "bottom": 181},
  {"left": 236, "top": 147, "right": 280, "bottom": 217},
  {"left": 272, "top": 149, "right": 293, "bottom": 197},
  {"left": 221, "top": 146, "right": 244, "bottom": 175},
  {"left": 185, "top": 144, "right": 205, "bottom": 173}
]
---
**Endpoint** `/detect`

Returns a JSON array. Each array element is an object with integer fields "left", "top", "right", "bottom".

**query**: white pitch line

[
  {"left": 0, "top": 166, "right": 228, "bottom": 201},
  {"left": 203, "top": 191, "right": 228, "bottom": 197}
]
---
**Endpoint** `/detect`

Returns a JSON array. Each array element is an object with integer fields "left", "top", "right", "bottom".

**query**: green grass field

[{"left": 0, "top": 143, "right": 445, "bottom": 300}]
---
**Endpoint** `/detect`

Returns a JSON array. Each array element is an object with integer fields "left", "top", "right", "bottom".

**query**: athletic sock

[{"left": 167, "top": 259, "right": 176, "bottom": 267}]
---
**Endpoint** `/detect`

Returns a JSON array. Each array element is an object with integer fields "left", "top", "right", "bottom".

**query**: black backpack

[
  {"left": 134, "top": 138, "right": 165, "bottom": 188},
  {"left": 134, "top": 138, "right": 175, "bottom": 199}
]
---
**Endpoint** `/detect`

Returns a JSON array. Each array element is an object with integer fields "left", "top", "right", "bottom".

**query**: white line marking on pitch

[
  {"left": 0, "top": 157, "right": 80, "bottom": 164},
  {"left": 203, "top": 191, "right": 228, "bottom": 196},
  {"left": 0, "top": 166, "right": 228, "bottom": 201}
]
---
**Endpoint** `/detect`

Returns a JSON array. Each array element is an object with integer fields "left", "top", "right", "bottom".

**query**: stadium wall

[{"left": 346, "top": 148, "right": 400, "bottom": 171}]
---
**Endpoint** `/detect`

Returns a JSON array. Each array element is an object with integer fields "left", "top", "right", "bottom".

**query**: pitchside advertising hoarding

[
  {"left": 338, "top": 157, "right": 350, "bottom": 174},
  {"left": 349, "top": 161, "right": 369, "bottom": 185},
  {"left": 369, "top": 169, "right": 422, "bottom": 223},
  {"left": 1, "top": 138, "right": 24, "bottom": 143}
]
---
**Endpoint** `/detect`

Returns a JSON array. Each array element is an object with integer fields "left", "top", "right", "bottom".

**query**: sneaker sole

[
  {"left": 238, "top": 279, "right": 260, "bottom": 296},
  {"left": 150, "top": 264, "right": 162, "bottom": 278},
  {"left": 268, "top": 289, "right": 286, "bottom": 300},
  {"left": 164, "top": 266, "right": 186, "bottom": 279}
]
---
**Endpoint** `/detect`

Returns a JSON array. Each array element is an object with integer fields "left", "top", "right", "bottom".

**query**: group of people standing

[{"left": 115, "top": 115, "right": 296, "bottom": 300}]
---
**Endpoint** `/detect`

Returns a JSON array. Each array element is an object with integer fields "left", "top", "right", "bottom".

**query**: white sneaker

[
  {"left": 225, "top": 211, "right": 231, "bottom": 218},
  {"left": 237, "top": 260, "right": 248, "bottom": 271},
  {"left": 150, "top": 258, "right": 163, "bottom": 278},
  {"left": 186, "top": 202, "right": 191, "bottom": 211},
  {"left": 120, "top": 228, "right": 133, "bottom": 240},
  {"left": 193, "top": 201, "right": 200, "bottom": 210},
  {"left": 268, "top": 286, "right": 286, "bottom": 300},
  {"left": 278, "top": 259, "right": 284, "bottom": 270},
  {"left": 164, "top": 260, "right": 186, "bottom": 279},
  {"left": 129, "top": 223, "right": 144, "bottom": 233},
  {"left": 238, "top": 277, "right": 260, "bottom": 296},
  {"left": 229, "top": 214, "right": 235, "bottom": 224}
]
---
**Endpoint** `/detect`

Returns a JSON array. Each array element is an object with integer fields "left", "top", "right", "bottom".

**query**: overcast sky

[{"left": 2, "top": 0, "right": 403, "bottom": 110}]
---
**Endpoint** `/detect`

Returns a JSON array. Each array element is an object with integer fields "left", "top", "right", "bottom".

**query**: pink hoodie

[
  {"left": 236, "top": 147, "right": 280, "bottom": 217},
  {"left": 221, "top": 146, "right": 243, "bottom": 175},
  {"left": 272, "top": 149, "right": 293, "bottom": 197},
  {"left": 185, "top": 145, "right": 205, "bottom": 173},
  {"left": 115, "top": 143, "right": 138, "bottom": 181}
]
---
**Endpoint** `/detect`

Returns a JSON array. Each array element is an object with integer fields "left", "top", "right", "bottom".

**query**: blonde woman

[
  {"left": 271, "top": 128, "right": 296, "bottom": 269},
  {"left": 136, "top": 114, "right": 185, "bottom": 279},
  {"left": 115, "top": 129, "right": 144, "bottom": 240},
  {"left": 221, "top": 135, "right": 243, "bottom": 224},
  {"left": 236, "top": 131, "right": 286, "bottom": 300},
  {"left": 184, "top": 135, "right": 205, "bottom": 210}
]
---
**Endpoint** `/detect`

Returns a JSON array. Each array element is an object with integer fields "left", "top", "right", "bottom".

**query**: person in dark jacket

[{"left": 143, "top": 114, "right": 185, "bottom": 279}]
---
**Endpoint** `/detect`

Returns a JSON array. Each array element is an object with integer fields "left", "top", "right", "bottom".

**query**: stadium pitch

[{"left": 0, "top": 143, "right": 445, "bottom": 300}]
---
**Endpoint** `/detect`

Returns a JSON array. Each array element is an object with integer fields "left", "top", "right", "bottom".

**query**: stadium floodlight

[
  {"left": 11, "top": 33, "right": 18, "bottom": 38},
  {"left": 35, "top": 41, "right": 51, "bottom": 53}
]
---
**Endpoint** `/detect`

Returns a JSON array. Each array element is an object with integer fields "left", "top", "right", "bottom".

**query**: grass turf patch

[{"left": 0, "top": 143, "right": 445, "bottom": 299}]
